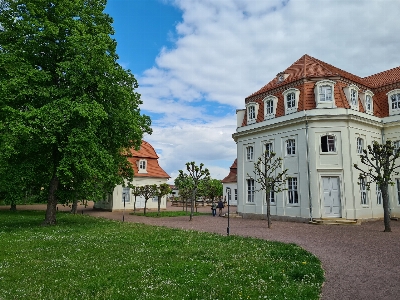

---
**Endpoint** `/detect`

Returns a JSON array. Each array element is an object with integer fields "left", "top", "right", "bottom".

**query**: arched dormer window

[
  {"left": 314, "top": 80, "right": 336, "bottom": 108},
  {"left": 343, "top": 84, "right": 360, "bottom": 111},
  {"left": 282, "top": 88, "right": 300, "bottom": 115},
  {"left": 359, "top": 90, "right": 374, "bottom": 115},
  {"left": 263, "top": 95, "right": 278, "bottom": 120},
  {"left": 246, "top": 102, "right": 259, "bottom": 125},
  {"left": 387, "top": 89, "right": 400, "bottom": 116},
  {"left": 138, "top": 159, "right": 147, "bottom": 173}
]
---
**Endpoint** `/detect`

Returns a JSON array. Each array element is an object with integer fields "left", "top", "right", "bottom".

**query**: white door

[{"left": 322, "top": 177, "right": 341, "bottom": 217}]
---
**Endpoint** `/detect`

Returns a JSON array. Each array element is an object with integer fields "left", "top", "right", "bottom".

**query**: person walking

[
  {"left": 217, "top": 198, "right": 224, "bottom": 217},
  {"left": 211, "top": 201, "right": 217, "bottom": 217}
]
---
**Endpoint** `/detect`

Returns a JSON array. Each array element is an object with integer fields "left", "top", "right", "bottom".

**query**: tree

[
  {"left": 174, "top": 174, "right": 194, "bottom": 212},
  {"left": 177, "top": 162, "right": 210, "bottom": 221},
  {"left": 139, "top": 185, "right": 157, "bottom": 215},
  {"left": 249, "top": 150, "right": 288, "bottom": 229},
  {"left": 199, "top": 178, "right": 223, "bottom": 203},
  {"left": 354, "top": 140, "right": 400, "bottom": 232},
  {"left": 155, "top": 183, "right": 172, "bottom": 216},
  {"left": 130, "top": 186, "right": 142, "bottom": 213},
  {"left": 0, "top": 0, "right": 151, "bottom": 225}
]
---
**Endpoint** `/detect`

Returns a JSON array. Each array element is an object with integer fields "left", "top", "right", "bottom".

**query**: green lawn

[{"left": 0, "top": 211, "right": 324, "bottom": 300}]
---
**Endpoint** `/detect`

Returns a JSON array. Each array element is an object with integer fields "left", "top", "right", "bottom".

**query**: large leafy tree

[
  {"left": 354, "top": 140, "right": 400, "bottom": 232},
  {"left": 140, "top": 184, "right": 157, "bottom": 215},
  {"left": 177, "top": 162, "right": 210, "bottom": 221},
  {"left": 198, "top": 178, "right": 222, "bottom": 203},
  {"left": 249, "top": 150, "right": 288, "bottom": 229},
  {"left": 0, "top": 0, "right": 151, "bottom": 224}
]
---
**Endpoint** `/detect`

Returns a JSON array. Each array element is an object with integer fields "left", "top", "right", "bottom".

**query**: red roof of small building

[
  {"left": 127, "top": 141, "right": 170, "bottom": 178},
  {"left": 221, "top": 159, "right": 237, "bottom": 183}
]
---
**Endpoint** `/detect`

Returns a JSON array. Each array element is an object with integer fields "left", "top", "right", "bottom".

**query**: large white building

[
  {"left": 233, "top": 54, "right": 400, "bottom": 221},
  {"left": 94, "top": 141, "right": 170, "bottom": 211}
]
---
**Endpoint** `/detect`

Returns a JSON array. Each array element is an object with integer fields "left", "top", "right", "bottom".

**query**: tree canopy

[{"left": 0, "top": 0, "right": 151, "bottom": 224}]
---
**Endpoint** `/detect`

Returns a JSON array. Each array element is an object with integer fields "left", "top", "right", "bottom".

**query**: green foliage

[
  {"left": 198, "top": 178, "right": 223, "bottom": 201},
  {"left": 155, "top": 183, "right": 172, "bottom": 216},
  {"left": 0, "top": 210, "right": 324, "bottom": 299},
  {"left": 0, "top": 0, "right": 151, "bottom": 223},
  {"left": 248, "top": 150, "right": 288, "bottom": 228},
  {"left": 139, "top": 184, "right": 158, "bottom": 215},
  {"left": 353, "top": 140, "right": 400, "bottom": 232}
]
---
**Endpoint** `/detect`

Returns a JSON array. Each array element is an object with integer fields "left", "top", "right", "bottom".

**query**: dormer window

[
  {"left": 246, "top": 102, "right": 259, "bottom": 125},
  {"left": 282, "top": 88, "right": 300, "bottom": 115},
  {"left": 360, "top": 90, "right": 374, "bottom": 115},
  {"left": 314, "top": 80, "right": 336, "bottom": 108},
  {"left": 138, "top": 159, "right": 147, "bottom": 173},
  {"left": 263, "top": 95, "right": 278, "bottom": 120},
  {"left": 343, "top": 84, "right": 360, "bottom": 111},
  {"left": 387, "top": 89, "right": 400, "bottom": 116}
]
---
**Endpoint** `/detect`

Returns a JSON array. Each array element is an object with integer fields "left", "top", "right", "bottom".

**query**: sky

[{"left": 104, "top": 0, "right": 400, "bottom": 183}]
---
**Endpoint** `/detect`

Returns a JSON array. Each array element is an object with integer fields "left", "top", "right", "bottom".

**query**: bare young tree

[
  {"left": 130, "top": 186, "right": 142, "bottom": 214},
  {"left": 140, "top": 185, "right": 158, "bottom": 215},
  {"left": 354, "top": 140, "right": 400, "bottom": 232},
  {"left": 155, "top": 183, "right": 172, "bottom": 216},
  {"left": 248, "top": 150, "right": 288, "bottom": 228}
]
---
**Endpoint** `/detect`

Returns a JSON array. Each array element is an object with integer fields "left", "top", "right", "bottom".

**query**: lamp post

[
  {"left": 227, "top": 195, "right": 230, "bottom": 236},
  {"left": 123, "top": 194, "right": 126, "bottom": 222}
]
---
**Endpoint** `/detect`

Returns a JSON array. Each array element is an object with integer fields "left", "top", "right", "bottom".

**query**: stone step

[{"left": 309, "top": 218, "right": 360, "bottom": 225}]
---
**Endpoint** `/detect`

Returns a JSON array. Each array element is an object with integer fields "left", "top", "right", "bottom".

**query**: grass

[
  {"left": 130, "top": 211, "right": 208, "bottom": 217},
  {"left": 0, "top": 210, "right": 324, "bottom": 300}
]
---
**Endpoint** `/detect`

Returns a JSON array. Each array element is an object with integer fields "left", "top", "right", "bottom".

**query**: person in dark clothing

[
  {"left": 211, "top": 201, "right": 217, "bottom": 216},
  {"left": 217, "top": 198, "right": 224, "bottom": 216}
]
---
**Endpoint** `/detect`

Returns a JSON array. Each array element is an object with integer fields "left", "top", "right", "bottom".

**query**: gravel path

[{"left": 4, "top": 203, "right": 400, "bottom": 300}]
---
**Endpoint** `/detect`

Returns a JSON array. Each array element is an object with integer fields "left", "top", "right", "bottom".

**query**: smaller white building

[
  {"left": 222, "top": 159, "right": 238, "bottom": 206},
  {"left": 94, "top": 141, "right": 170, "bottom": 211}
]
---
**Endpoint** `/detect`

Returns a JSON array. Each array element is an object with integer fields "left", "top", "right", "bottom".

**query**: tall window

[
  {"left": 357, "top": 137, "right": 364, "bottom": 154},
  {"left": 360, "top": 178, "right": 367, "bottom": 205},
  {"left": 247, "top": 179, "right": 255, "bottom": 203},
  {"left": 365, "top": 95, "right": 372, "bottom": 111},
  {"left": 234, "top": 189, "right": 237, "bottom": 201},
  {"left": 248, "top": 105, "right": 256, "bottom": 121},
  {"left": 122, "top": 187, "right": 130, "bottom": 203},
  {"left": 319, "top": 85, "right": 332, "bottom": 101},
  {"left": 397, "top": 179, "right": 400, "bottom": 205},
  {"left": 246, "top": 146, "right": 254, "bottom": 161},
  {"left": 267, "top": 190, "right": 275, "bottom": 204},
  {"left": 391, "top": 93, "right": 400, "bottom": 110},
  {"left": 265, "top": 100, "right": 273, "bottom": 115},
  {"left": 321, "top": 135, "right": 336, "bottom": 152},
  {"left": 376, "top": 184, "right": 382, "bottom": 205},
  {"left": 265, "top": 142, "right": 273, "bottom": 156},
  {"left": 287, "top": 177, "right": 298, "bottom": 204},
  {"left": 286, "top": 139, "right": 296, "bottom": 155},
  {"left": 350, "top": 89, "right": 358, "bottom": 106},
  {"left": 139, "top": 160, "right": 146, "bottom": 170},
  {"left": 286, "top": 93, "right": 296, "bottom": 108}
]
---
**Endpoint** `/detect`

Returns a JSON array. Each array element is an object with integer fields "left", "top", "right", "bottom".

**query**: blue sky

[{"left": 104, "top": 0, "right": 400, "bottom": 183}]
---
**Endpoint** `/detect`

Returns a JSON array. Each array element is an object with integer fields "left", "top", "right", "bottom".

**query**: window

[
  {"left": 344, "top": 85, "right": 360, "bottom": 110},
  {"left": 287, "top": 177, "right": 299, "bottom": 204},
  {"left": 394, "top": 140, "right": 400, "bottom": 155},
  {"left": 366, "top": 95, "right": 372, "bottom": 111},
  {"left": 360, "top": 90, "right": 374, "bottom": 115},
  {"left": 139, "top": 160, "right": 146, "bottom": 170},
  {"left": 386, "top": 89, "right": 400, "bottom": 116},
  {"left": 246, "top": 102, "right": 259, "bottom": 124},
  {"left": 264, "top": 142, "right": 273, "bottom": 156},
  {"left": 234, "top": 189, "right": 237, "bottom": 201},
  {"left": 286, "top": 139, "right": 296, "bottom": 155},
  {"left": 319, "top": 85, "right": 332, "bottom": 102},
  {"left": 350, "top": 89, "right": 358, "bottom": 106},
  {"left": 321, "top": 135, "right": 336, "bottom": 152},
  {"left": 283, "top": 88, "right": 300, "bottom": 115},
  {"left": 122, "top": 187, "right": 130, "bottom": 203},
  {"left": 248, "top": 105, "right": 255, "bottom": 120},
  {"left": 376, "top": 184, "right": 382, "bottom": 205},
  {"left": 247, "top": 179, "right": 255, "bottom": 203},
  {"left": 226, "top": 187, "right": 231, "bottom": 202},
  {"left": 360, "top": 178, "right": 367, "bottom": 205},
  {"left": 246, "top": 146, "right": 254, "bottom": 161},
  {"left": 397, "top": 179, "right": 400, "bottom": 205},
  {"left": 152, "top": 196, "right": 158, "bottom": 203},
  {"left": 267, "top": 190, "right": 275, "bottom": 204},
  {"left": 357, "top": 137, "right": 364, "bottom": 154},
  {"left": 314, "top": 80, "right": 336, "bottom": 108},
  {"left": 263, "top": 96, "right": 278, "bottom": 120}
]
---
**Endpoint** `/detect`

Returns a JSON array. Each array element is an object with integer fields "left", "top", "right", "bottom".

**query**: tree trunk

[
  {"left": 157, "top": 197, "right": 161, "bottom": 216},
  {"left": 71, "top": 198, "right": 78, "bottom": 214},
  {"left": 381, "top": 184, "right": 391, "bottom": 232},
  {"left": 133, "top": 196, "right": 136, "bottom": 213},
  {"left": 10, "top": 202, "right": 17, "bottom": 211},
  {"left": 43, "top": 174, "right": 59, "bottom": 225},
  {"left": 266, "top": 193, "right": 271, "bottom": 229},
  {"left": 144, "top": 199, "right": 147, "bottom": 215}
]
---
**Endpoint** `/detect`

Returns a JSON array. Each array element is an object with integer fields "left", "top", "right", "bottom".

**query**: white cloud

[{"left": 137, "top": 0, "right": 400, "bottom": 181}]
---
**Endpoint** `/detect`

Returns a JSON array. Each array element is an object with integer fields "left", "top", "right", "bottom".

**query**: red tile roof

[
  {"left": 221, "top": 159, "right": 237, "bottom": 183},
  {"left": 127, "top": 141, "right": 170, "bottom": 179},
  {"left": 243, "top": 54, "right": 400, "bottom": 122}
]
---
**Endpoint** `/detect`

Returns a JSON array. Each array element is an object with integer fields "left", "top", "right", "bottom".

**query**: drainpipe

[{"left": 305, "top": 112, "right": 313, "bottom": 221}]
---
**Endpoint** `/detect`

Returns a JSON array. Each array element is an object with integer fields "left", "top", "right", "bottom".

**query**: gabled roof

[
  {"left": 221, "top": 159, "right": 237, "bottom": 183},
  {"left": 363, "top": 66, "right": 400, "bottom": 88},
  {"left": 247, "top": 54, "right": 366, "bottom": 99},
  {"left": 127, "top": 141, "right": 170, "bottom": 179}
]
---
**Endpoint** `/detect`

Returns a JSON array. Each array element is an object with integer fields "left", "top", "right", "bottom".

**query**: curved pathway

[{"left": 4, "top": 203, "right": 400, "bottom": 299}]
